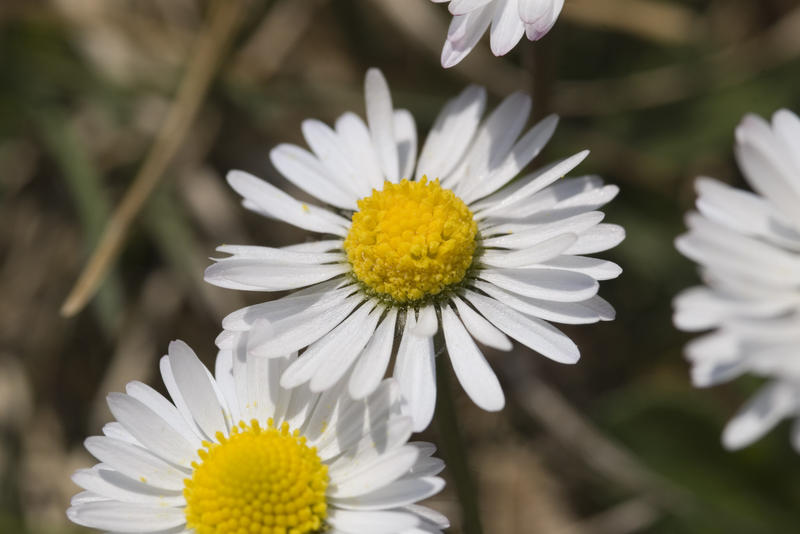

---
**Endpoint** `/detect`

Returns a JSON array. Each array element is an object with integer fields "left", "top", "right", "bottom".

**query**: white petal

[
  {"left": 791, "top": 417, "right": 800, "bottom": 454},
  {"left": 72, "top": 466, "right": 184, "bottom": 506},
  {"left": 204, "top": 259, "right": 349, "bottom": 292},
  {"left": 67, "top": 501, "right": 185, "bottom": 532},
  {"left": 393, "top": 313, "right": 437, "bottom": 432},
  {"left": 213, "top": 244, "right": 344, "bottom": 264},
  {"left": 413, "top": 305, "right": 439, "bottom": 337},
  {"left": 518, "top": 0, "right": 549, "bottom": 23},
  {"left": 227, "top": 170, "right": 350, "bottom": 235},
  {"left": 83, "top": 437, "right": 187, "bottom": 491},
  {"left": 302, "top": 377, "right": 351, "bottom": 443},
  {"left": 222, "top": 280, "right": 351, "bottom": 331},
  {"left": 328, "top": 445, "right": 420, "bottom": 498},
  {"left": 482, "top": 210, "right": 604, "bottom": 247},
  {"left": 279, "top": 381, "right": 319, "bottom": 431},
  {"left": 106, "top": 393, "right": 198, "bottom": 467},
  {"left": 394, "top": 109, "right": 418, "bottom": 180},
  {"left": 213, "top": 349, "right": 240, "bottom": 425},
  {"left": 326, "top": 509, "right": 421, "bottom": 534},
  {"left": 465, "top": 290, "right": 580, "bottom": 363},
  {"left": 317, "top": 380, "right": 405, "bottom": 460},
  {"left": 735, "top": 119, "right": 800, "bottom": 226},
  {"left": 281, "top": 239, "right": 344, "bottom": 253},
  {"left": 457, "top": 91, "right": 531, "bottom": 199},
  {"left": 441, "top": 5, "right": 495, "bottom": 68},
  {"left": 167, "top": 341, "right": 228, "bottom": 441},
  {"left": 694, "top": 177, "right": 800, "bottom": 251},
  {"left": 442, "top": 305, "right": 505, "bottom": 411},
  {"left": 563, "top": 223, "right": 625, "bottom": 255},
  {"left": 481, "top": 233, "right": 577, "bottom": 268},
  {"left": 327, "top": 416, "right": 414, "bottom": 481},
  {"left": 452, "top": 295, "right": 512, "bottom": 350},
  {"left": 539, "top": 255, "right": 622, "bottom": 280},
  {"left": 349, "top": 309, "right": 399, "bottom": 399},
  {"left": 336, "top": 112, "right": 385, "bottom": 192},
  {"left": 239, "top": 351, "right": 293, "bottom": 423},
  {"left": 248, "top": 293, "right": 363, "bottom": 358},
  {"left": 524, "top": 0, "right": 562, "bottom": 40},
  {"left": 309, "top": 303, "right": 383, "bottom": 392},
  {"left": 722, "top": 381, "right": 800, "bottom": 450},
  {"left": 474, "top": 280, "right": 609, "bottom": 324},
  {"left": 449, "top": 0, "right": 495, "bottom": 16},
  {"left": 417, "top": 85, "right": 486, "bottom": 182},
  {"left": 102, "top": 422, "right": 139, "bottom": 445},
  {"left": 301, "top": 119, "right": 365, "bottom": 200},
  {"left": 123, "top": 381, "right": 202, "bottom": 450},
  {"left": 479, "top": 267, "right": 599, "bottom": 302},
  {"left": 269, "top": 143, "right": 358, "bottom": 209},
  {"left": 280, "top": 301, "right": 376, "bottom": 390},
  {"left": 330, "top": 476, "right": 444, "bottom": 511},
  {"left": 466, "top": 114, "right": 559, "bottom": 202},
  {"left": 405, "top": 504, "right": 451, "bottom": 529},
  {"left": 365, "top": 68, "right": 399, "bottom": 181},
  {"left": 772, "top": 109, "right": 800, "bottom": 174},
  {"left": 70, "top": 491, "right": 106, "bottom": 505},
  {"left": 474, "top": 151, "right": 590, "bottom": 219},
  {"left": 489, "top": 0, "right": 526, "bottom": 57}
]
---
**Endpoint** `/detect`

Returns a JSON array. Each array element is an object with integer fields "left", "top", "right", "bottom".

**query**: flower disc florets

[
  {"left": 184, "top": 419, "right": 328, "bottom": 534},
  {"left": 344, "top": 177, "right": 478, "bottom": 303}
]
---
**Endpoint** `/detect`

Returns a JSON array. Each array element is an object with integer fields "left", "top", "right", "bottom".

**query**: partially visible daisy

[
  {"left": 432, "top": 0, "right": 564, "bottom": 67},
  {"left": 67, "top": 339, "right": 448, "bottom": 534},
  {"left": 206, "top": 68, "right": 623, "bottom": 431},
  {"left": 674, "top": 109, "right": 800, "bottom": 451}
]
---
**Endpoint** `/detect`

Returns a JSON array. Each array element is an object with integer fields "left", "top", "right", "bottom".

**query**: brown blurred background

[{"left": 2, "top": 0, "right": 800, "bottom": 532}]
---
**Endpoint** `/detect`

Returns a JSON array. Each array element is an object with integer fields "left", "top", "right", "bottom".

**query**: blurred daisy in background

[
  {"left": 674, "top": 109, "right": 800, "bottom": 451},
  {"left": 206, "top": 68, "right": 623, "bottom": 432},
  {"left": 67, "top": 340, "right": 447, "bottom": 534},
  {"left": 432, "top": 0, "right": 564, "bottom": 67}
]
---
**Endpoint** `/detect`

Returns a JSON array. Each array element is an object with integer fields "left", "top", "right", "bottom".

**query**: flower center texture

[
  {"left": 184, "top": 420, "right": 328, "bottom": 534},
  {"left": 344, "top": 177, "right": 478, "bottom": 303}
]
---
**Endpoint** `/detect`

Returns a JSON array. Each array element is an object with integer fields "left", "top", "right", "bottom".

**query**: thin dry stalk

[{"left": 60, "top": 0, "right": 246, "bottom": 317}]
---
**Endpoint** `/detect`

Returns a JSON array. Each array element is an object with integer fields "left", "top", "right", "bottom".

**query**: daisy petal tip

[
  {"left": 721, "top": 425, "right": 748, "bottom": 451},
  {"left": 441, "top": 41, "right": 467, "bottom": 69},
  {"left": 482, "top": 394, "right": 506, "bottom": 413},
  {"left": 167, "top": 339, "right": 191, "bottom": 356},
  {"left": 365, "top": 68, "right": 389, "bottom": 94}
]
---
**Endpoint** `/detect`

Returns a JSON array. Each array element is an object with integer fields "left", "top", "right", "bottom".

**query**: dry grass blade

[
  {"left": 60, "top": 0, "right": 246, "bottom": 318},
  {"left": 502, "top": 360, "right": 688, "bottom": 514},
  {"left": 556, "top": 498, "right": 660, "bottom": 534},
  {"left": 563, "top": 0, "right": 701, "bottom": 45},
  {"left": 554, "top": 5, "right": 800, "bottom": 114}
]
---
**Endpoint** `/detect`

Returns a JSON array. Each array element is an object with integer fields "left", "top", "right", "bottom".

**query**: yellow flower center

[
  {"left": 344, "top": 177, "right": 478, "bottom": 303},
  {"left": 184, "top": 420, "right": 328, "bottom": 534}
]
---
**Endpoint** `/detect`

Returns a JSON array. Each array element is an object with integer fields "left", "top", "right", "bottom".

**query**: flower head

[
  {"left": 674, "top": 109, "right": 800, "bottom": 451},
  {"left": 433, "top": 0, "right": 564, "bottom": 67},
  {"left": 206, "top": 68, "right": 623, "bottom": 431},
  {"left": 67, "top": 340, "right": 447, "bottom": 533}
]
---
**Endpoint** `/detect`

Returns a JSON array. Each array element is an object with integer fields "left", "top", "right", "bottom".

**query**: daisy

[
  {"left": 67, "top": 339, "right": 448, "bottom": 534},
  {"left": 205, "top": 68, "right": 623, "bottom": 432},
  {"left": 432, "top": 0, "right": 564, "bottom": 68},
  {"left": 673, "top": 109, "right": 800, "bottom": 451}
]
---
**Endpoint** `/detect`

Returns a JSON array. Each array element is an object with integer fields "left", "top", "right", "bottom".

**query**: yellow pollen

[
  {"left": 183, "top": 419, "right": 328, "bottom": 534},
  {"left": 343, "top": 177, "right": 478, "bottom": 303}
]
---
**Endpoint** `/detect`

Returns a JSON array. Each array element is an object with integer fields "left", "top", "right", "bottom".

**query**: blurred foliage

[{"left": 1, "top": 0, "right": 800, "bottom": 533}]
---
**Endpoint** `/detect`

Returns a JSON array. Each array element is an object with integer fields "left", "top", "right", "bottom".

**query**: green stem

[{"left": 434, "top": 345, "right": 484, "bottom": 534}]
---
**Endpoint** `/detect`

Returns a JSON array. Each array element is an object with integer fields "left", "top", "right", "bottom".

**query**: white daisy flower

[
  {"left": 432, "top": 0, "right": 564, "bottom": 67},
  {"left": 67, "top": 339, "right": 448, "bottom": 534},
  {"left": 205, "top": 68, "right": 624, "bottom": 432},
  {"left": 673, "top": 109, "right": 800, "bottom": 451}
]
